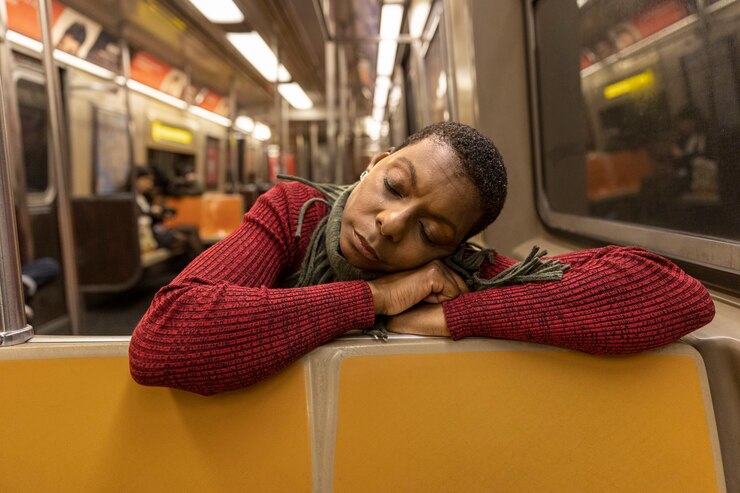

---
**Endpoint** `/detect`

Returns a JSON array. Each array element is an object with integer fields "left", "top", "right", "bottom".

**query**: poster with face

[{"left": 52, "top": 7, "right": 102, "bottom": 58}]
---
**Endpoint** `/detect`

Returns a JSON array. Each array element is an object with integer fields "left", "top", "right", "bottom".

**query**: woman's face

[{"left": 340, "top": 139, "right": 481, "bottom": 272}]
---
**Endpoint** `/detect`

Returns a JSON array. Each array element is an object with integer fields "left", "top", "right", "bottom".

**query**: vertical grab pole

[
  {"left": 38, "top": 0, "right": 83, "bottom": 334},
  {"left": 0, "top": 0, "right": 33, "bottom": 346},
  {"left": 325, "top": 40, "right": 336, "bottom": 182}
]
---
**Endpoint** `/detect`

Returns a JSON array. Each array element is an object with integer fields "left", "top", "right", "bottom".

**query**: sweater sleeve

[
  {"left": 443, "top": 246, "right": 715, "bottom": 354},
  {"left": 129, "top": 183, "right": 376, "bottom": 396}
]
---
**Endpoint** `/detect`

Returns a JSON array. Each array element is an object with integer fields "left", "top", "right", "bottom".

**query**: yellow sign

[
  {"left": 151, "top": 121, "right": 192, "bottom": 145},
  {"left": 604, "top": 70, "right": 655, "bottom": 100}
]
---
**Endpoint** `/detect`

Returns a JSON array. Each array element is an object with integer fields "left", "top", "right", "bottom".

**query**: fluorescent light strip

[
  {"left": 379, "top": 3, "right": 404, "bottom": 39},
  {"left": 278, "top": 82, "right": 313, "bottom": 110},
  {"left": 127, "top": 80, "right": 188, "bottom": 110},
  {"left": 189, "top": 105, "right": 232, "bottom": 127},
  {"left": 253, "top": 122, "right": 271, "bottom": 141},
  {"left": 373, "top": 76, "right": 392, "bottom": 108},
  {"left": 6, "top": 30, "right": 42, "bottom": 52},
  {"left": 188, "top": 0, "right": 244, "bottom": 23},
  {"left": 8, "top": 31, "right": 123, "bottom": 83},
  {"left": 409, "top": 1, "right": 431, "bottom": 38},
  {"left": 372, "top": 106, "right": 385, "bottom": 121},
  {"left": 236, "top": 115, "right": 255, "bottom": 133},
  {"left": 376, "top": 39, "right": 398, "bottom": 77},
  {"left": 54, "top": 49, "right": 117, "bottom": 80},
  {"left": 227, "top": 32, "right": 291, "bottom": 82}
]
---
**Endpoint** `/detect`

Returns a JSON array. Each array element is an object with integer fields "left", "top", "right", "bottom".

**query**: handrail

[
  {"left": 38, "top": 0, "right": 83, "bottom": 334},
  {"left": 0, "top": 0, "right": 33, "bottom": 346}
]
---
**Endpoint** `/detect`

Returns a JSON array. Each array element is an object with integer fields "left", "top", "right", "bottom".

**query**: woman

[{"left": 129, "top": 122, "right": 714, "bottom": 396}]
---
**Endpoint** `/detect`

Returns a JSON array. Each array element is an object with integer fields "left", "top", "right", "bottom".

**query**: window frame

[{"left": 524, "top": 0, "right": 740, "bottom": 276}]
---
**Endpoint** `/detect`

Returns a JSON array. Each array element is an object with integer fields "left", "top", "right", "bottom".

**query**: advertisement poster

[
  {"left": 93, "top": 107, "right": 130, "bottom": 194},
  {"left": 130, "top": 51, "right": 187, "bottom": 99},
  {"left": 193, "top": 88, "right": 229, "bottom": 116},
  {"left": 6, "top": 0, "right": 122, "bottom": 73}
]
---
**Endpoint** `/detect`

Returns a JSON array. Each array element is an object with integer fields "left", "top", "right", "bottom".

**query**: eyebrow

[{"left": 395, "top": 155, "right": 457, "bottom": 237}]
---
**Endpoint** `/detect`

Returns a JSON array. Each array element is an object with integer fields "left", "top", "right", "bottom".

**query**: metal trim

[
  {"left": 524, "top": 0, "right": 740, "bottom": 276},
  {"left": 0, "top": 325, "right": 34, "bottom": 346}
]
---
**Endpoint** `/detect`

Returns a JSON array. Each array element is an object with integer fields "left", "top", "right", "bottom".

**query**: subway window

[
  {"left": 16, "top": 77, "right": 50, "bottom": 195},
  {"left": 532, "top": 0, "right": 739, "bottom": 247}
]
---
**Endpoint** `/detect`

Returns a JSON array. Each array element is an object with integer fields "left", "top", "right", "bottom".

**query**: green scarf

[{"left": 280, "top": 175, "right": 569, "bottom": 340}]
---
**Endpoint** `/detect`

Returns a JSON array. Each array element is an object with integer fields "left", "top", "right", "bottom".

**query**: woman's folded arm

[
  {"left": 443, "top": 246, "right": 715, "bottom": 354},
  {"left": 129, "top": 182, "right": 376, "bottom": 396},
  {"left": 129, "top": 278, "right": 374, "bottom": 396}
]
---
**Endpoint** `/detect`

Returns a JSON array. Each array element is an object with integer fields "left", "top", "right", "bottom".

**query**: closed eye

[
  {"left": 419, "top": 223, "right": 435, "bottom": 245},
  {"left": 384, "top": 177, "right": 403, "bottom": 198}
]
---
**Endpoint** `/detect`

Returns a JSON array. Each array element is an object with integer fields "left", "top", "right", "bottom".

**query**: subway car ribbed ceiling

[{"left": 61, "top": 0, "right": 386, "bottom": 122}]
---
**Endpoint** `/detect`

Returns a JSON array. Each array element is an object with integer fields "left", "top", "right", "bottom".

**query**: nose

[{"left": 376, "top": 206, "right": 410, "bottom": 243}]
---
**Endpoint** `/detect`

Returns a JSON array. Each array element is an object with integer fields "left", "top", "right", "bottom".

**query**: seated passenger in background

[
  {"left": 129, "top": 122, "right": 715, "bottom": 396},
  {"left": 133, "top": 166, "right": 203, "bottom": 260}
]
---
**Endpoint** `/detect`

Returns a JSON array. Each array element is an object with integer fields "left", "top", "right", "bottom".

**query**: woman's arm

[
  {"left": 392, "top": 246, "right": 715, "bottom": 355},
  {"left": 129, "top": 183, "right": 375, "bottom": 396}
]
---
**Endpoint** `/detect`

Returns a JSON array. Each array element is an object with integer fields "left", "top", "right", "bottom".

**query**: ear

[{"left": 367, "top": 151, "right": 390, "bottom": 172}]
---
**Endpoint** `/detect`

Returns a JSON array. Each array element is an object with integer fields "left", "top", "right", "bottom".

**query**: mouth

[{"left": 353, "top": 229, "right": 380, "bottom": 262}]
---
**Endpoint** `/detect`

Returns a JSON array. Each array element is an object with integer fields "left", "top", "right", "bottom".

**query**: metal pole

[
  {"left": 120, "top": 37, "right": 135, "bottom": 190},
  {"left": 309, "top": 122, "right": 319, "bottom": 182},
  {"left": 325, "top": 41, "right": 336, "bottom": 182},
  {"left": 0, "top": 0, "right": 33, "bottom": 345},
  {"left": 38, "top": 0, "right": 83, "bottom": 334},
  {"left": 229, "top": 78, "right": 238, "bottom": 189},
  {"left": 337, "top": 44, "right": 348, "bottom": 184},
  {"left": 273, "top": 33, "right": 284, "bottom": 178}
]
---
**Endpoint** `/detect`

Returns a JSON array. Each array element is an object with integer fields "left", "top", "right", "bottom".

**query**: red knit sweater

[{"left": 129, "top": 182, "right": 715, "bottom": 395}]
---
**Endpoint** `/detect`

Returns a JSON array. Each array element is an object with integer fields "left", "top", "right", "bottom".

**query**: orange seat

[
  {"left": 164, "top": 196, "right": 202, "bottom": 227},
  {"left": 200, "top": 194, "right": 244, "bottom": 241}
]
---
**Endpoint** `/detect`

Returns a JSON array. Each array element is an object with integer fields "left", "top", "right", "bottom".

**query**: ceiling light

[
  {"left": 236, "top": 115, "right": 255, "bottom": 133},
  {"left": 372, "top": 106, "right": 385, "bottom": 121},
  {"left": 409, "top": 1, "right": 431, "bottom": 38},
  {"left": 253, "top": 122, "right": 272, "bottom": 141},
  {"left": 376, "top": 40, "right": 398, "bottom": 77},
  {"left": 54, "top": 50, "right": 117, "bottom": 80},
  {"left": 6, "top": 30, "right": 42, "bottom": 53},
  {"left": 127, "top": 80, "right": 188, "bottom": 110},
  {"left": 379, "top": 3, "right": 404, "bottom": 39},
  {"left": 189, "top": 105, "right": 232, "bottom": 127},
  {"left": 227, "top": 32, "right": 291, "bottom": 82},
  {"left": 373, "top": 77, "right": 392, "bottom": 108},
  {"left": 188, "top": 0, "right": 244, "bottom": 23},
  {"left": 278, "top": 82, "right": 313, "bottom": 110}
]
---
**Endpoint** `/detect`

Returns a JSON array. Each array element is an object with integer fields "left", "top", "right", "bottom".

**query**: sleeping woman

[{"left": 129, "top": 122, "right": 715, "bottom": 396}]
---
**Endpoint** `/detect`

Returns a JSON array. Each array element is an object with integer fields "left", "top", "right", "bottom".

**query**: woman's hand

[
  {"left": 386, "top": 304, "right": 450, "bottom": 337},
  {"left": 367, "top": 260, "right": 468, "bottom": 315}
]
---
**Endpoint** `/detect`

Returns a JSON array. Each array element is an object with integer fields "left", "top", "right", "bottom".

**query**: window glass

[
  {"left": 535, "top": 0, "right": 739, "bottom": 241},
  {"left": 16, "top": 78, "right": 50, "bottom": 194},
  {"left": 424, "top": 15, "right": 450, "bottom": 123}
]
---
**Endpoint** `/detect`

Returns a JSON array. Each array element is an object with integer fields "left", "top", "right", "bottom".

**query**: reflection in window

[
  {"left": 16, "top": 78, "right": 50, "bottom": 194},
  {"left": 536, "top": 0, "right": 739, "bottom": 241}
]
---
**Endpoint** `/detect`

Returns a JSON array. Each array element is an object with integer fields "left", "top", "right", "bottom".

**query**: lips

[{"left": 353, "top": 229, "right": 380, "bottom": 262}]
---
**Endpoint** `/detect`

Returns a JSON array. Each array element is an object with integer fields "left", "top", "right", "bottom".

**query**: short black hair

[
  {"left": 394, "top": 122, "right": 507, "bottom": 237},
  {"left": 63, "top": 23, "right": 87, "bottom": 44}
]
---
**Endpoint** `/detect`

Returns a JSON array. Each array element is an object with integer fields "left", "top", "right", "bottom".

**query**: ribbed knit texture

[{"left": 129, "top": 182, "right": 715, "bottom": 395}]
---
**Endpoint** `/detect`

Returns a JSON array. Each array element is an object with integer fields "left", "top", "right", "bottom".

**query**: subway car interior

[{"left": 0, "top": 0, "right": 738, "bottom": 491}]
